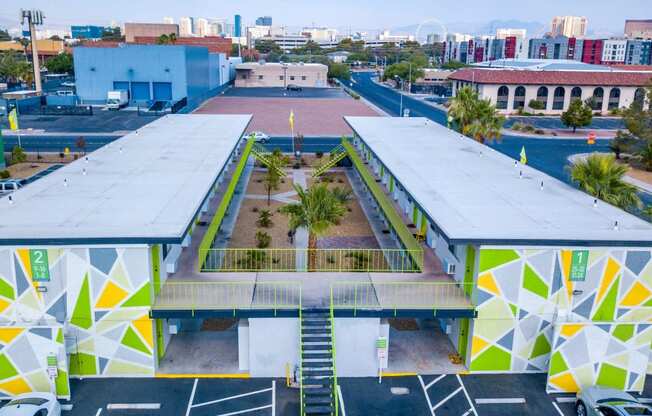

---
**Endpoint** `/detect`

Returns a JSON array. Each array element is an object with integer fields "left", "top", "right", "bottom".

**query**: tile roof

[{"left": 449, "top": 68, "right": 652, "bottom": 86}]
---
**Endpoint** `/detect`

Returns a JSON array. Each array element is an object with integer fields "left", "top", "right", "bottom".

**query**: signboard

[
  {"left": 29, "top": 249, "right": 50, "bottom": 282},
  {"left": 569, "top": 250, "right": 589, "bottom": 282},
  {"left": 46, "top": 354, "right": 58, "bottom": 378},
  {"left": 376, "top": 337, "right": 388, "bottom": 361}
]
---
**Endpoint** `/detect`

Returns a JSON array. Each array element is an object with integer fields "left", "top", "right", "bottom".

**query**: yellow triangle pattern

[
  {"left": 0, "top": 377, "right": 32, "bottom": 396},
  {"left": 620, "top": 281, "right": 651, "bottom": 307},
  {"left": 133, "top": 316, "right": 154, "bottom": 349},
  {"left": 16, "top": 249, "right": 32, "bottom": 279},
  {"left": 0, "top": 328, "right": 24, "bottom": 344},
  {"left": 478, "top": 272, "right": 501, "bottom": 296},
  {"left": 95, "top": 281, "right": 129, "bottom": 309},
  {"left": 0, "top": 298, "right": 10, "bottom": 314},
  {"left": 471, "top": 336, "right": 489, "bottom": 359},
  {"left": 597, "top": 258, "right": 620, "bottom": 305},
  {"left": 549, "top": 372, "right": 579, "bottom": 393},
  {"left": 560, "top": 324, "right": 585, "bottom": 339}
]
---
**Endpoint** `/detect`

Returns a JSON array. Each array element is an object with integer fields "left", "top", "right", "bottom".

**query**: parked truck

[{"left": 106, "top": 90, "right": 128, "bottom": 110}]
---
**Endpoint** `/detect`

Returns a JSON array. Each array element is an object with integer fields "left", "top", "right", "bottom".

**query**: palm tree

[
  {"left": 465, "top": 100, "right": 505, "bottom": 143},
  {"left": 448, "top": 86, "right": 478, "bottom": 133},
  {"left": 280, "top": 184, "right": 346, "bottom": 270},
  {"left": 570, "top": 154, "right": 642, "bottom": 211},
  {"left": 638, "top": 142, "right": 652, "bottom": 171}
]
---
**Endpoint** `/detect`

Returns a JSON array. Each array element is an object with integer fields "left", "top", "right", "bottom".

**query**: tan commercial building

[
  {"left": 124, "top": 23, "right": 179, "bottom": 42},
  {"left": 235, "top": 62, "right": 327, "bottom": 88}
]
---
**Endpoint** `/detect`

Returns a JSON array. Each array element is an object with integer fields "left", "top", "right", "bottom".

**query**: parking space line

[
  {"left": 107, "top": 404, "right": 161, "bottom": 410},
  {"left": 192, "top": 386, "right": 273, "bottom": 409},
  {"left": 95, "top": 409, "right": 102, "bottom": 416},
  {"left": 432, "top": 387, "right": 462, "bottom": 412},
  {"left": 555, "top": 397, "right": 575, "bottom": 403},
  {"left": 417, "top": 375, "right": 436, "bottom": 416},
  {"left": 475, "top": 398, "right": 526, "bottom": 404},
  {"left": 337, "top": 384, "right": 346, "bottom": 416},
  {"left": 216, "top": 404, "right": 273, "bottom": 416},
  {"left": 425, "top": 374, "right": 446, "bottom": 390},
  {"left": 271, "top": 380, "right": 276, "bottom": 416},
  {"left": 456, "top": 374, "right": 478, "bottom": 416},
  {"left": 552, "top": 402, "right": 565, "bottom": 416},
  {"left": 185, "top": 378, "right": 198, "bottom": 416}
]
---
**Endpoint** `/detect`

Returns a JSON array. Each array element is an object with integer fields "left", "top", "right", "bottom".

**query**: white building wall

[
  {"left": 335, "top": 318, "right": 381, "bottom": 377},
  {"left": 248, "top": 318, "right": 299, "bottom": 377}
]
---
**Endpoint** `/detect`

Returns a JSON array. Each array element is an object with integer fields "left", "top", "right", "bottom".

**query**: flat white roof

[
  {"left": 345, "top": 116, "right": 652, "bottom": 246},
  {"left": 0, "top": 114, "right": 252, "bottom": 245}
]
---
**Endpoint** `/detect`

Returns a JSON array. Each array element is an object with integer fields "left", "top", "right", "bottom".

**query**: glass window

[
  {"left": 290, "top": 76, "right": 295, "bottom": 80},
  {"left": 513, "top": 86, "right": 526, "bottom": 109},
  {"left": 496, "top": 86, "right": 509, "bottom": 110},
  {"left": 302, "top": 76, "right": 307, "bottom": 81},
  {"left": 7, "top": 398, "right": 48, "bottom": 406},
  {"left": 258, "top": 75, "right": 264, "bottom": 80},
  {"left": 279, "top": 75, "right": 284, "bottom": 80},
  {"left": 553, "top": 87, "right": 565, "bottom": 110}
]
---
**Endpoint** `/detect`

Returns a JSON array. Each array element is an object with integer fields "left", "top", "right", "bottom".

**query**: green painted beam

[
  {"left": 342, "top": 139, "right": 423, "bottom": 270},
  {"left": 197, "top": 138, "right": 254, "bottom": 271}
]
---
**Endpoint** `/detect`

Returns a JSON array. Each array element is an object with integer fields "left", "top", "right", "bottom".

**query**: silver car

[
  {"left": 0, "top": 392, "right": 61, "bottom": 416},
  {"left": 576, "top": 386, "right": 652, "bottom": 416}
]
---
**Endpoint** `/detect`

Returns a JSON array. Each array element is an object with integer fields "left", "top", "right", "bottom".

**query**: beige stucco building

[
  {"left": 124, "top": 23, "right": 179, "bottom": 43},
  {"left": 235, "top": 62, "right": 327, "bottom": 88}
]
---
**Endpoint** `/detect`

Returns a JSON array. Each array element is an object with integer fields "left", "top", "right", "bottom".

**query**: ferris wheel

[{"left": 415, "top": 19, "right": 448, "bottom": 44}]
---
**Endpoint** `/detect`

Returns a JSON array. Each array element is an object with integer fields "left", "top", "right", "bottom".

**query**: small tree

[
  {"left": 639, "top": 142, "right": 652, "bottom": 171},
  {"left": 255, "top": 231, "right": 271, "bottom": 248},
  {"left": 528, "top": 99, "right": 545, "bottom": 110},
  {"left": 257, "top": 209, "right": 273, "bottom": 228},
  {"left": 11, "top": 146, "right": 26, "bottom": 164},
  {"left": 561, "top": 99, "right": 593, "bottom": 133}
]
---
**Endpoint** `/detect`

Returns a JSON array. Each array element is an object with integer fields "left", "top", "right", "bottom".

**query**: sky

[{"left": 0, "top": 0, "right": 650, "bottom": 35}]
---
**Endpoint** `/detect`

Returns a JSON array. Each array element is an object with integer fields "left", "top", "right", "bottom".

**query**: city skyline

[{"left": 0, "top": 0, "right": 650, "bottom": 36}]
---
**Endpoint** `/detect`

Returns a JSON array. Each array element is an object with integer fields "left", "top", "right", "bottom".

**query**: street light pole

[{"left": 21, "top": 9, "right": 44, "bottom": 93}]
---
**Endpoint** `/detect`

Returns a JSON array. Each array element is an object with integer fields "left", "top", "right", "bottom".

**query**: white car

[
  {"left": 249, "top": 131, "right": 270, "bottom": 143},
  {"left": 0, "top": 392, "right": 61, "bottom": 416}
]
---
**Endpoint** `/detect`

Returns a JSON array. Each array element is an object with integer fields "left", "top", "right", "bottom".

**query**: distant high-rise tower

[
  {"left": 179, "top": 16, "right": 193, "bottom": 36},
  {"left": 196, "top": 18, "right": 209, "bottom": 37},
  {"left": 256, "top": 16, "right": 272, "bottom": 26},
  {"left": 163, "top": 17, "right": 174, "bottom": 24},
  {"left": 551, "top": 16, "right": 587, "bottom": 38},
  {"left": 234, "top": 14, "right": 242, "bottom": 37}
]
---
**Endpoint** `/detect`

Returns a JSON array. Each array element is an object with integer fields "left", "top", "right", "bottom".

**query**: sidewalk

[{"left": 504, "top": 128, "right": 618, "bottom": 140}]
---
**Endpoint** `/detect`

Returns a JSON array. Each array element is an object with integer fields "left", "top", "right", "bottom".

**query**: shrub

[
  {"left": 345, "top": 250, "right": 371, "bottom": 271},
  {"left": 511, "top": 122, "right": 524, "bottom": 131},
  {"left": 0, "top": 170, "right": 10, "bottom": 179},
  {"left": 316, "top": 151, "right": 324, "bottom": 158},
  {"left": 11, "top": 146, "right": 26, "bottom": 164},
  {"left": 252, "top": 206, "right": 259, "bottom": 213},
  {"left": 255, "top": 231, "right": 271, "bottom": 248},
  {"left": 257, "top": 209, "right": 273, "bottom": 228},
  {"left": 522, "top": 124, "right": 536, "bottom": 133},
  {"left": 237, "top": 250, "right": 268, "bottom": 269},
  {"left": 528, "top": 99, "right": 545, "bottom": 110},
  {"left": 534, "top": 128, "right": 545, "bottom": 135}
]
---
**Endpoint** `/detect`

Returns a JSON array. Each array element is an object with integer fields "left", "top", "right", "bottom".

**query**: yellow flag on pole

[
  {"left": 8, "top": 109, "right": 19, "bottom": 131},
  {"left": 289, "top": 110, "right": 295, "bottom": 132},
  {"left": 519, "top": 146, "right": 527, "bottom": 165}
]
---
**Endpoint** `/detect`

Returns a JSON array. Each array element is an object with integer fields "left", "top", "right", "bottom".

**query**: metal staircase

[
  {"left": 312, "top": 145, "right": 347, "bottom": 178},
  {"left": 301, "top": 310, "right": 338, "bottom": 415},
  {"left": 251, "top": 143, "right": 287, "bottom": 177}
]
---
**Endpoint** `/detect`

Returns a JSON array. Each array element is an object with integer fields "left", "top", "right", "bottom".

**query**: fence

[
  {"left": 153, "top": 281, "right": 302, "bottom": 312},
  {"left": 330, "top": 281, "right": 474, "bottom": 313},
  {"left": 199, "top": 248, "right": 423, "bottom": 273}
]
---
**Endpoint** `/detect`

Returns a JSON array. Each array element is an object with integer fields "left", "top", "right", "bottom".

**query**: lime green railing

[
  {"left": 312, "top": 143, "right": 347, "bottom": 178},
  {"left": 197, "top": 138, "right": 254, "bottom": 271},
  {"left": 341, "top": 140, "right": 424, "bottom": 271},
  {"left": 330, "top": 287, "right": 339, "bottom": 416},
  {"left": 152, "top": 281, "right": 301, "bottom": 314},
  {"left": 199, "top": 248, "right": 423, "bottom": 272},
  {"left": 299, "top": 303, "right": 304, "bottom": 415},
  {"left": 331, "top": 281, "right": 474, "bottom": 315}
]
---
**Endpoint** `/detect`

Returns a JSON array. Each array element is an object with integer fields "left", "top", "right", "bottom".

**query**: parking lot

[
  {"left": 61, "top": 374, "right": 652, "bottom": 416},
  {"left": 0, "top": 109, "right": 161, "bottom": 133}
]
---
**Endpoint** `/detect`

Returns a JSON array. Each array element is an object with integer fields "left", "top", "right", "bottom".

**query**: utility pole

[{"left": 21, "top": 9, "right": 44, "bottom": 93}]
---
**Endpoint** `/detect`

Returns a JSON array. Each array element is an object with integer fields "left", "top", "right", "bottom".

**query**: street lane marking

[
  {"left": 94, "top": 409, "right": 102, "bottom": 416},
  {"left": 552, "top": 402, "right": 565, "bottom": 416},
  {"left": 432, "top": 387, "right": 462, "bottom": 412},
  {"left": 185, "top": 378, "right": 198, "bottom": 416},
  {"left": 556, "top": 397, "right": 576, "bottom": 403},
  {"left": 271, "top": 380, "right": 276, "bottom": 416},
  {"left": 216, "top": 404, "right": 273, "bottom": 416},
  {"left": 417, "top": 375, "right": 436, "bottom": 416},
  {"left": 61, "top": 404, "right": 73, "bottom": 411},
  {"left": 192, "top": 386, "right": 273, "bottom": 409},
  {"left": 107, "top": 403, "right": 160, "bottom": 410},
  {"left": 639, "top": 398, "right": 652, "bottom": 403},
  {"left": 475, "top": 398, "right": 526, "bottom": 404},
  {"left": 425, "top": 374, "right": 446, "bottom": 390},
  {"left": 338, "top": 384, "right": 346, "bottom": 416},
  {"left": 456, "top": 374, "right": 479, "bottom": 416}
]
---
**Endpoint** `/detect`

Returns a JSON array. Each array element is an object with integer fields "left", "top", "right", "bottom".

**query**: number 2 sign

[{"left": 29, "top": 249, "right": 50, "bottom": 282}]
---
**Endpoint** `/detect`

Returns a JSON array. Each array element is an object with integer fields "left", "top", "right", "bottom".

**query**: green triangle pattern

[
  {"left": 0, "top": 354, "right": 18, "bottom": 380},
  {"left": 592, "top": 276, "right": 620, "bottom": 321},
  {"left": 0, "top": 278, "right": 15, "bottom": 300},
  {"left": 523, "top": 264, "right": 549, "bottom": 299},
  {"left": 121, "top": 326, "right": 150, "bottom": 355},
  {"left": 549, "top": 351, "right": 568, "bottom": 376},
  {"left": 56, "top": 328, "right": 63, "bottom": 344},
  {"left": 470, "top": 345, "right": 511, "bottom": 371},
  {"left": 612, "top": 324, "right": 634, "bottom": 343},
  {"left": 479, "top": 249, "right": 520, "bottom": 273},
  {"left": 530, "top": 333, "right": 551, "bottom": 359},
  {"left": 71, "top": 274, "right": 92, "bottom": 329},
  {"left": 121, "top": 283, "right": 151, "bottom": 308},
  {"left": 509, "top": 303, "right": 518, "bottom": 317}
]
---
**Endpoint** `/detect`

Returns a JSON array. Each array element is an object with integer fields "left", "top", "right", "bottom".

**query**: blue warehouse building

[
  {"left": 73, "top": 44, "right": 230, "bottom": 106},
  {"left": 71, "top": 25, "right": 109, "bottom": 39}
]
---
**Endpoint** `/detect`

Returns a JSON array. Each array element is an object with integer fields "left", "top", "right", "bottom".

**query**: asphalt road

[{"left": 224, "top": 87, "right": 349, "bottom": 99}]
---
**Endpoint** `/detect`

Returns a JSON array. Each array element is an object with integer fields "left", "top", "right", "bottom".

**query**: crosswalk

[{"left": 418, "top": 374, "right": 477, "bottom": 416}]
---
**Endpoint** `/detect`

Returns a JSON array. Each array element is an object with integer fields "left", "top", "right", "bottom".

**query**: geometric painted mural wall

[
  {"left": 547, "top": 323, "right": 652, "bottom": 393},
  {"left": 0, "top": 246, "right": 155, "bottom": 396},
  {"left": 469, "top": 247, "right": 652, "bottom": 388},
  {"left": 0, "top": 326, "right": 69, "bottom": 399}
]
